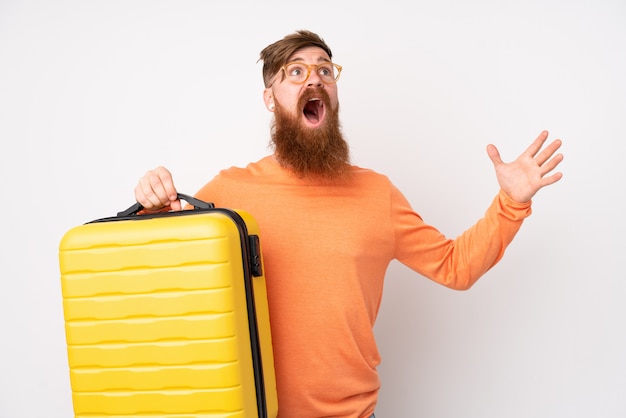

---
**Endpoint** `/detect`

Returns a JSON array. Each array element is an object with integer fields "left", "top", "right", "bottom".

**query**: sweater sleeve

[{"left": 392, "top": 187, "right": 532, "bottom": 290}]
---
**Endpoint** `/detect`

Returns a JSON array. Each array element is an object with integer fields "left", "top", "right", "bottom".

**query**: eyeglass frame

[{"left": 270, "top": 61, "right": 343, "bottom": 87}]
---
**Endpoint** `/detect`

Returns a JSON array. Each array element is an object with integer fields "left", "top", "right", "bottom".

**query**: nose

[{"left": 306, "top": 67, "right": 323, "bottom": 87}]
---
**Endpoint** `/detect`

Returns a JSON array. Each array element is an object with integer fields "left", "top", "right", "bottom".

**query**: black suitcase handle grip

[{"left": 117, "top": 193, "right": 214, "bottom": 217}]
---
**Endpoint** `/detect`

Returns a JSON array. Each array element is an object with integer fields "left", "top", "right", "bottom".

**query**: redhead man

[{"left": 135, "top": 30, "right": 563, "bottom": 418}]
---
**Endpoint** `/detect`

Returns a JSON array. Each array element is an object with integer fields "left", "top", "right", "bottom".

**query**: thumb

[
  {"left": 169, "top": 198, "right": 182, "bottom": 211},
  {"left": 486, "top": 144, "right": 503, "bottom": 166}
]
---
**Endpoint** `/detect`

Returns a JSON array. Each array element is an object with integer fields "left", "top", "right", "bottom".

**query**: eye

[
  {"left": 319, "top": 65, "right": 333, "bottom": 77},
  {"left": 287, "top": 63, "right": 306, "bottom": 78}
]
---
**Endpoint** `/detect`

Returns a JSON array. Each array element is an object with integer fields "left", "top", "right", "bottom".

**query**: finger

[
  {"left": 148, "top": 167, "right": 178, "bottom": 204},
  {"left": 535, "top": 139, "right": 563, "bottom": 166},
  {"left": 540, "top": 152, "right": 564, "bottom": 176},
  {"left": 136, "top": 178, "right": 166, "bottom": 209},
  {"left": 154, "top": 166, "right": 178, "bottom": 202},
  {"left": 540, "top": 171, "right": 563, "bottom": 188},
  {"left": 148, "top": 175, "right": 171, "bottom": 206},
  {"left": 524, "top": 130, "right": 550, "bottom": 158}
]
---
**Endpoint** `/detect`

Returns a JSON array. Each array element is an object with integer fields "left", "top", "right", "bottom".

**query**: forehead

[{"left": 288, "top": 46, "right": 332, "bottom": 63}]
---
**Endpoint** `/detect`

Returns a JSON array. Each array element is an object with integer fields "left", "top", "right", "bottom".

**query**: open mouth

[{"left": 302, "top": 98, "right": 325, "bottom": 127}]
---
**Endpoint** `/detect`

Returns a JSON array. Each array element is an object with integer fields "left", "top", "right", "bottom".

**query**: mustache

[{"left": 298, "top": 87, "right": 332, "bottom": 109}]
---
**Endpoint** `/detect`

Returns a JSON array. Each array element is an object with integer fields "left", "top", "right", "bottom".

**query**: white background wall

[{"left": 1, "top": 1, "right": 624, "bottom": 417}]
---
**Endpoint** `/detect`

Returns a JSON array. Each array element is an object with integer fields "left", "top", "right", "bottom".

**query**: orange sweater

[{"left": 195, "top": 156, "right": 531, "bottom": 418}]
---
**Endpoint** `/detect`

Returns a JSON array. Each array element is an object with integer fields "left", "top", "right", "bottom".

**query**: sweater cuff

[{"left": 497, "top": 189, "right": 532, "bottom": 220}]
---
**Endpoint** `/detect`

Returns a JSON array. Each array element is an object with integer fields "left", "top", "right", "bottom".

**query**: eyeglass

[{"left": 278, "top": 61, "right": 343, "bottom": 85}]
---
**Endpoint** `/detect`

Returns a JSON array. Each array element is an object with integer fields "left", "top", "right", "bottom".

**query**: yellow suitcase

[{"left": 59, "top": 194, "right": 277, "bottom": 417}]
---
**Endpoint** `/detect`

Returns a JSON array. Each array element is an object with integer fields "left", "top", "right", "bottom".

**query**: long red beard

[{"left": 270, "top": 88, "right": 351, "bottom": 181}]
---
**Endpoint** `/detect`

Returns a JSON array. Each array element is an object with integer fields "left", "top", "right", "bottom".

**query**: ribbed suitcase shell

[{"left": 59, "top": 205, "right": 277, "bottom": 418}]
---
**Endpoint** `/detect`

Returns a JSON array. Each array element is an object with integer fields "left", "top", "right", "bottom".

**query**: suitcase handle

[{"left": 116, "top": 193, "right": 215, "bottom": 217}]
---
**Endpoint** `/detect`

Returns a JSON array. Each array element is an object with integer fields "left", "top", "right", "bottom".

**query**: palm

[{"left": 487, "top": 131, "right": 564, "bottom": 203}]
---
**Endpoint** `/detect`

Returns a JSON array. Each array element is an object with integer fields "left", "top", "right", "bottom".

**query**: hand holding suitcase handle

[{"left": 117, "top": 193, "right": 215, "bottom": 217}]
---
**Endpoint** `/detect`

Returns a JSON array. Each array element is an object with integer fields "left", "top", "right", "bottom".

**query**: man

[{"left": 135, "top": 30, "right": 563, "bottom": 418}]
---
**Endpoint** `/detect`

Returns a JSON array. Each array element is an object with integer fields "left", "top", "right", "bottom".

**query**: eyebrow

[{"left": 287, "top": 55, "right": 331, "bottom": 63}]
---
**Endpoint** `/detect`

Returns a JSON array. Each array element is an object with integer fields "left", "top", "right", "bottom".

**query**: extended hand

[{"left": 487, "top": 130, "right": 564, "bottom": 203}]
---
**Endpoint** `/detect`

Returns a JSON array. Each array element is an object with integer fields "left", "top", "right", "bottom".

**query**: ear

[{"left": 263, "top": 88, "right": 275, "bottom": 112}]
